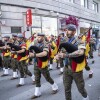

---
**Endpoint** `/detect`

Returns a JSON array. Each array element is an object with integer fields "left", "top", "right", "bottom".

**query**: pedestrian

[
  {"left": 55, "top": 24, "right": 89, "bottom": 100},
  {"left": 11, "top": 34, "right": 35, "bottom": 87},
  {"left": 89, "top": 36, "right": 95, "bottom": 64},
  {"left": 57, "top": 33, "right": 66, "bottom": 75},
  {"left": 78, "top": 34, "right": 93, "bottom": 78},
  {"left": 0, "top": 38, "right": 4, "bottom": 70},
  {"left": 1, "top": 35, "right": 11, "bottom": 76},
  {"left": 10, "top": 34, "right": 19, "bottom": 80},
  {"left": 98, "top": 41, "right": 100, "bottom": 56},
  {"left": 29, "top": 33, "right": 58, "bottom": 99},
  {"left": 49, "top": 35, "right": 57, "bottom": 70}
]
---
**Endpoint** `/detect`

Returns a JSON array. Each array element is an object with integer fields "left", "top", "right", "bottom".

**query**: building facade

[{"left": 0, "top": 0, "right": 100, "bottom": 37}]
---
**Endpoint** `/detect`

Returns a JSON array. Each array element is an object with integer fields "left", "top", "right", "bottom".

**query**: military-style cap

[
  {"left": 67, "top": 24, "right": 76, "bottom": 31},
  {"left": 3, "top": 35, "right": 10, "bottom": 38},
  {"left": 17, "top": 34, "right": 24, "bottom": 38},
  {"left": 12, "top": 33, "right": 17, "bottom": 37},
  {"left": 37, "top": 33, "right": 45, "bottom": 36}
]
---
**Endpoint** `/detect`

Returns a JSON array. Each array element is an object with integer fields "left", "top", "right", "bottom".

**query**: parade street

[{"left": 0, "top": 51, "right": 100, "bottom": 100}]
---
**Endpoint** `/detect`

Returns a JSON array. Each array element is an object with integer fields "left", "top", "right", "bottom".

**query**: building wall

[{"left": 0, "top": 0, "right": 100, "bottom": 35}]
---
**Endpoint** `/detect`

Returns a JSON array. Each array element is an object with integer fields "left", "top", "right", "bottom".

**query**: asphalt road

[{"left": 0, "top": 51, "right": 100, "bottom": 100}]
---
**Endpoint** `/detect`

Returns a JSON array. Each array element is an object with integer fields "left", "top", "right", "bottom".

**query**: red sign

[{"left": 26, "top": 9, "right": 32, "bottom": 26}]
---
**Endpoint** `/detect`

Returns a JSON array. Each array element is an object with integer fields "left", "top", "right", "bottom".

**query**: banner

[{"left": 26, "top": 9, "right": 32, "bottom": 26}]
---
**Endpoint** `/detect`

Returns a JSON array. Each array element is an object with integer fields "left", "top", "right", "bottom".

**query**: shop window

[
  {"left": 42, "top": 17, "right": 57, "bottom": 36},
  {"left": 32, "top": 16, "right": 41, "bottom": 28},
  {"left": 11, "top": 27, "right": 21, "bottom": 33},
  {"left": 32, "top": 16, "right": 42, "bottom": 34},
  {"left": 31, "top": 16, "right": 57, "bottom": 36},
  {"left": 31, "top": 28, "right": 42, "bottom": 34}
]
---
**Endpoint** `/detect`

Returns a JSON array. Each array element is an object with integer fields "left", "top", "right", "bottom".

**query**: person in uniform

[
  {"left": 12, "top": 34, "right": 19, "bottom": 45},
  {"left": 9, "top": 34, "right": 19, "bottom": 79},
  {"left": 11, "top": 34, "right": 35, "bottom": 87},
  {"left": 29, "top": 33, "right": 58, "bottom": 99},
  {"left": 1, "top": 35, "right": 11, "bottom": 76},
  {"left": 78, "top": 34, "right": 93, "bottom": 78},
  {"left": 55, "top": 24, "right": 89, "bottom": 100},
  {"left": 57, "top": 33, "right": 66, "bottom": 75},
  {"left": 0, "top": 48, "right": 3, "bottom": 70},
  {"left": 89, "top": 36, "right": 95, "bottom": 64},
  {"left": 98, "top": 41, "right": 100, "bottom": 56},
  {"left": 49, "top": 35, "right": 57, "bottom": 70},
  {"left": 0, "top": 37, "right": 4, "bottom": 70}
]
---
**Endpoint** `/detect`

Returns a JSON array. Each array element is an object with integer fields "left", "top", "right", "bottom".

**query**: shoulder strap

[{"left": 70, "top": 37, "right": 78, "bottom": 46}]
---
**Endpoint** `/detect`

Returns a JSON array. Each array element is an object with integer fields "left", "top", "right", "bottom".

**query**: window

[
  {"left": 31, "top": 16, "right": 57, "bottom": 36},
  {"left": 81, "top": 0, "right": 88, "bottom": 8},
  {"left": 32, "top": 16, "right": 42, "bottom": 34},
  {"left": 11, "top": 27, "right": 21, "bottom": 33},
  {"left": 32, "top": 16, "right": 41, "bottom": 28},
  {"left": 81, "top": 0, "right": 85, "bottom": 6},
  {"left": 69, "top": 0, "right": 74, "bottom": 3},
  {"left": 93, "top": 1, "right": 98, "bottom": 12},
  {"left": 42, "top": 17, "right": 57, "bottom": 36}
]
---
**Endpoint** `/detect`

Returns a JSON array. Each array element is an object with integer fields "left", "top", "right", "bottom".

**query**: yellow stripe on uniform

[
  {"left": 51, "top": 41, "right": 57, "bottom": 58},
  {"left": 19, "top": 56, "right": 28, "bottom": 61},
  {"left": 76, "top": 59, "right": 86, "bottom": 72},
  {"left": 42, "top": 60, "right": 48, "bottom": 68}
]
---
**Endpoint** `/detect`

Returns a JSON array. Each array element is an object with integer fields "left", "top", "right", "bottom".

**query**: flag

[
  {"left": 56, "top": 36, "right": 60, "bottom": 49},
  {"left": 31, "top": 35, "right": 34, "bottom": 42},
  {"left": 85, "top": 28, "right": 91, "bottom": 56},
  {"left": 86, "top": 28, "right": 91, "bottom": 43},
  {"left": 22, "top": 31, "right": 26, "bottom": 38},
  {"left": 26, "top": 9, "right": 32, "bottom": 26}
]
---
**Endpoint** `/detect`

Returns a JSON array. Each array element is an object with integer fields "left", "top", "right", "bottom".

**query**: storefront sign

[{"left": 26, "top": 9, "right": 32, "bottom": 26}]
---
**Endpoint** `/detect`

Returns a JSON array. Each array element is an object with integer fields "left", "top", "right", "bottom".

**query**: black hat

[
  {"left": 37, "top": 33, "right": 45, "bottom": 36},
  {"left": 67, "top": 24, "right": 76, "bottom": 31}
]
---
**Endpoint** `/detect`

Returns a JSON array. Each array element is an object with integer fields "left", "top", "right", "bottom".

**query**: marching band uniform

[
  {"left": 29, "top": 33, "right": 58, "bottom": 99},
  {"left": 1, "top": 36, "right": 11, "bottom": 76},
  {"left": 58, "top": 24, "right": 89, "bottom": 100}
]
